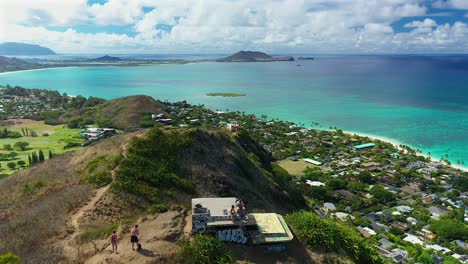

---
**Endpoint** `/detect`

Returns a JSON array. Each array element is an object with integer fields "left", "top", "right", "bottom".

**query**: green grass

[
  {"left": 206, "top": 92, "right": 246, "bottom": 97},
  {"left": 80, "top": 223, "right": 119, "bottom": 242},
  {"left": 0, "top": 120, "right": 83, "bottom": 175},
  {"left": 80, "top": 219, "right": 136, "bottom": 242}
]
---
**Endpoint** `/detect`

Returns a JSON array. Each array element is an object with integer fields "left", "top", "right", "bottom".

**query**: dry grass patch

[{"left": 276, "top": 159, "right": 312, "bottom": 176}]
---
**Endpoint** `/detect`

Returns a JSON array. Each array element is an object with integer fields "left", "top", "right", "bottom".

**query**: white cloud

[
  {"left": 433, "top": 0, "right": 468, "bottom": 10},
  {"left": 404, "top": 19, "right": 438, "bottom": 28},
  {"left": 1, "top": 0, "right": 468, "bottom": 53},
  {"left": 88, "top": 0, "right": 145, "bottom": 25}
]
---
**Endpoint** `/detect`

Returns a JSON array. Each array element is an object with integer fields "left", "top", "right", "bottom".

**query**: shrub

[
  {"left": 174, "top": 235, "right": 235, "bottom": 264},
  {"left": 63, "top": 142, "right": 81, "bottom": 149},
  {"left": 139, "top": 116, "right": 154, "bottom": 128},
  {"left": 147, "top": 204, "right": 169, "bottom": 214},
  {"left": 0, "top": 252, "right": 21, "bottom": 264},
  {"left": 285, "top": 211, "right": 385, "bottom": 264},
  {"left": 22, "top": 180, "right": 46, "bottom": 196},
  {"left": 13, "top": 141, "right": 29, "bottom": 151},
  {"left": 81, "top": 156, "right": 117, "bottom": 187},
  {"left": 82, "top": 170, "right": 112, "bottom": 187}
]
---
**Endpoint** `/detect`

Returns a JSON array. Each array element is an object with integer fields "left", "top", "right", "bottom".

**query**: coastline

[
  {"left": 345, "top": 130, "right": 468, "bottom": 173},
  {"left": 0, "top": 66, "right": 77, "bottom": 75}
]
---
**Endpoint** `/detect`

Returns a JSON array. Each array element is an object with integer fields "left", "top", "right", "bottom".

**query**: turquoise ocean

[{"left": 1, "top": 55, "right": 467, "bottom": 166}]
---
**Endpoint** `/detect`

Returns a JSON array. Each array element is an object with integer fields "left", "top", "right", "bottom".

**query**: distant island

[
  {"left": 206, "top": 92, "right": 246, "bottom": 97},
  {"left": 0, "top": 50, "right": 298, "bottom": 74},
  {"left": 217, "top": 51, "right": 294, "bottom": 62},
  {"left": 0, "top": 42, "right": 56, "bottom": 55},
  {"left": 297, "top": 57, "right": 315, "bottom": 60},
  {"left": 87, "top": 55, "right": 122, "bottom": 62}
]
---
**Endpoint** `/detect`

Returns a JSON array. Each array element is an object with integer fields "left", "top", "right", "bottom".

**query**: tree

[
  {"left": 48, "top": 150, "right": 53, "bottom": 159},
  {"left": 28, "top": 154, "right": 32, "bottom": 166},
  {"left": 7, "top": 162, "right": 16, "bottom": 170},
  {"left": 370, "top": 185, "right": 395, "bottom": 203},
  {"left": 430, "top": 219, "right": 468, "bottom": 241},
  {"left": 17, "top": 160, "right": 26, "bottom": 167},
  {"left": 31, "top": 151, "right": 39, "bottom": 164},
  {"left": 96, "top": 116, "right": 112, "bottom": 128},
  {"left": 416, "top": 250, "right": 435, "bottom": 264},
  {"left": 67, "top": 116, "right": 84, "bottom": 128},
  {"left": 3, "top": 144, "right": 12, "bottom": 151},
  {"left": 38, "top": 150, "right": 45, "bottom": 162},
  {"left": 13, "top": 141, "right": 29, "bottom": 151}
]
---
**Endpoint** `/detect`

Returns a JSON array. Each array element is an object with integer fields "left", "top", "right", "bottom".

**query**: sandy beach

[{"left": 345, "top": 130, "right": 468, "bottom": 173}]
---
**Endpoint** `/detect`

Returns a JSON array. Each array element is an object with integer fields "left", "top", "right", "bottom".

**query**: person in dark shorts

[{"left": 130, "top": 224, "right": 139, "bottom": 251}]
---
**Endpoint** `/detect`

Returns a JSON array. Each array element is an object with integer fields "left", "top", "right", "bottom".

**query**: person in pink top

[
  {"left": 130, "top": 224, "right": 139, "bottom": 251},
  {"left": 108, "top": 231, "right": 118, "bottom": 254}
]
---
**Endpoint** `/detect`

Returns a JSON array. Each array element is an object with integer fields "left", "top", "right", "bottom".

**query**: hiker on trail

[
  {"left": 130, "top": 225, "right": 139, "bottom": 251},
  {"left": 109, "top": 231, "right": 118, "bottom": 254}
]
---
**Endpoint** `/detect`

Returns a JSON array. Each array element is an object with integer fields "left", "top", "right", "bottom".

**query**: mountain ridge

[{"left": 0, "top": 42, "right": 56, "bottom": 55}]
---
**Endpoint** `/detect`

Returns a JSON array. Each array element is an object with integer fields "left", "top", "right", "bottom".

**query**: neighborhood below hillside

[{"left": 0, "top": 86, "right": 467, "bottom": 263}]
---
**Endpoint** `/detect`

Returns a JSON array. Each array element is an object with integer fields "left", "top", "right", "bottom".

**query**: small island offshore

[
  {"left": 0, "top": 43, "right": 299, "bottom": 73},
  {"left": 206, "top": 92, "right": 246, "bottom": 97}
]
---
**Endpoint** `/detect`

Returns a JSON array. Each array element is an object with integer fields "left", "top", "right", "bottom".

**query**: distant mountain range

[
  {"left": 218, "top": 51, "right": 294, "bottom": 62},
  {"left": 0, "top": 42, "right": 56, "bottom": 55}
]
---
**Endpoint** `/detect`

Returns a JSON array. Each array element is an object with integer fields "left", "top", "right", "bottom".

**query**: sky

[{"left": 1, "top": 0, "right": 468, "bottom": 54}]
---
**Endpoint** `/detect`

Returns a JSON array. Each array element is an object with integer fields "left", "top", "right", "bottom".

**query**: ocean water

[{"left": 1, "top": 55, "right": 468, "bottom": 165}]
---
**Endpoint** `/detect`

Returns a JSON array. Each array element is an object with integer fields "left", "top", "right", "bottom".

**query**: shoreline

[
  {"left": 0, "top": 66, "right": 79, "bottom": 75},
  {"left": 345, "top": 130, "right": 468, "bottom": 172}
]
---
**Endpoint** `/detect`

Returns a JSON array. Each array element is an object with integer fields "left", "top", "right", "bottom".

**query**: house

[
  {"left": 452, "top": 240, "right": 468, "bottom": 250},
  {"left": 371, "top": 221, "right": 389, "bottom": 231},
  {"left": 428, "top": 206, "right": 448, "bottom": 220},
  {"left": 391, "top": 221, "right": 409, "bottom": 231},
  {"left": 303, "top": 158, "right": 322, "bottom": 166},
  {"left": 380, "top": 176, "right": 399, "bottom": 187},
  {"left": 306, "top": 180, "right": 325, "bottom": 187},
  {"left": 362, "top": 161, "right": 380, "bottom": 168},
  {"left": 358, "top": 226, "right": 376, "bottom": 238},
  {"left": 395, "top": 205, "right": 413, "bottom": 214},
  {"left": 406, "top": 160, "right": 425, "bottom": 170},
  {"left": 331, "top": 212, "right": 355, "bottom": 221},
  {"left": 379, "top": 238, "right": 393, "bottom": 250},
  {"left": 406, "top": 217, "right": 418, "bottom": 225},
  {"left": 403, "top": 234, "right": 423, "bottom": 245},
  {"left": 425, "top": 244, "right": 451, "bottom": 254},
  {"left": 353, "top": 143, "right": 375, "bottom": 151},
  {"left": 337, "top": 189, "right": 359, "bottom": 200},
  {"left": 389, "top": 249, "right": 409, "bottom": 263}
]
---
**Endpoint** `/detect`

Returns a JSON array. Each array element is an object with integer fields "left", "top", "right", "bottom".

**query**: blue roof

[{"left": 354, "top": 143, "right": 375, "bottom": 149}]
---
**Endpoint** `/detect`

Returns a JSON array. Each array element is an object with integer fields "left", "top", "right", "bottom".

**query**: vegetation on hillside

[
  {"left": 113, "top": 128, "right": 194, "bottom": 203},
  {"left": 0, "top": 252, "right": 21, "bottom": 264},
  {"left": 285, "top": 211, "right": 387, "bottom": 264},
  {"left": 174, "top": 235, "right": 235, "bottom": 264}
]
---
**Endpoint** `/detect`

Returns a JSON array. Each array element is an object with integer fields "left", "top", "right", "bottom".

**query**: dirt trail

[
  {"left": 59, "top": 138, "right": 133, "bottom": 261},
  {"left": 60, "top": 168, "right": 117, "bottom": 259}
]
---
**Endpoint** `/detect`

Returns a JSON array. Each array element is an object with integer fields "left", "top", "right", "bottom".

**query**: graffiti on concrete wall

[
  {"left": 218, "top": 228, "right": 248, "bottom": 244},
  {"left": 192, "top": 214, "right": 208, "bottom": 234}
]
